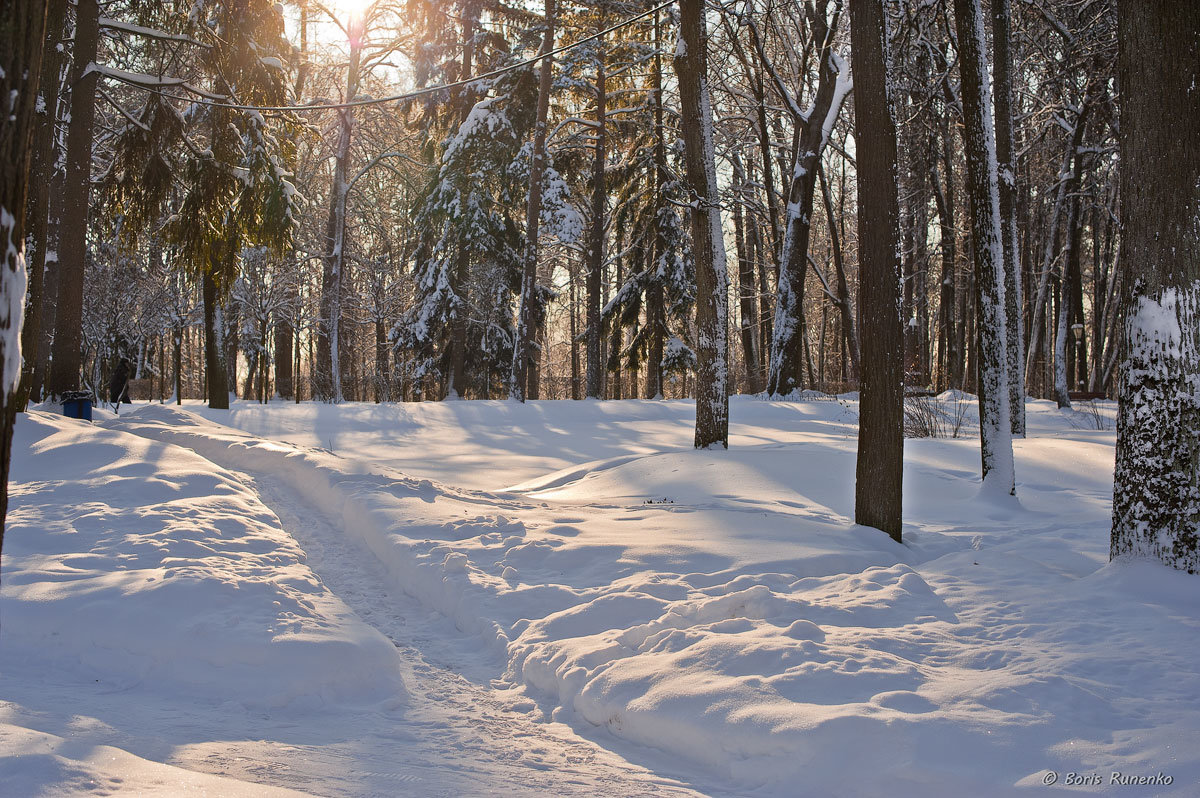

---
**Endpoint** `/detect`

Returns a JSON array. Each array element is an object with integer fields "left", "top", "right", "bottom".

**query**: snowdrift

[{"left": 3, "top": 412, "right": 408, "bottom": 711}]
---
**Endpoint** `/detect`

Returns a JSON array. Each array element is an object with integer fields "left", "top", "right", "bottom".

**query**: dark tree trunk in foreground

[
  {"left": 675, "top": 0, "right": 729, "bottom": 448},
  {"left": 1110, "top": 0, "right": 1200, "bottom": 574},
  {"left": 16, "top": 0, "right": 66, "bottom": 410},
  {"left": 849, "top": 0, "right": 903, "bottom": 542},
  {"left": 1, "top": 0, "right": 49, "bottom": 556},
  {"left": 954, "top": 0, "right": 1015, "bottom": 494},
  {"left": 48, "top": 0, "right": 99, "bottom": 398},
  {"left": 512, "top": 0, "right": 555, "bottom": 402}
]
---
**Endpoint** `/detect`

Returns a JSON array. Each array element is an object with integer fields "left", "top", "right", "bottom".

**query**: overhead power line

[{"left": 98, "top": 0, "right": 678, "bottom": 113}]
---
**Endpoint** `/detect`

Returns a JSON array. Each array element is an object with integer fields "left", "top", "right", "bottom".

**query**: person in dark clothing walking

[{"left": 109, "top": 359, "right": 131, "bottom": 408}]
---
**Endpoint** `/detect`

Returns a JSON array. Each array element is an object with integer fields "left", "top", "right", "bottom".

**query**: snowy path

[{"left": 212, "top": 464, "right": 706, "bottom": 797}]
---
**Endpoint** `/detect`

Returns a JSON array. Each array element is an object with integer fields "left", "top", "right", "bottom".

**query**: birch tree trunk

[{"left": 1110, "top": 0, "right": 1200, "bottom": 574}]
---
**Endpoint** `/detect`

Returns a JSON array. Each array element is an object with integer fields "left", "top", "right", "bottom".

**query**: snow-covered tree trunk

[
  {"left": 849, "top": 0, "right": 904, "bottom": 542},
  {"left": 953, "top": 0, "right": 1015, "bottom": 494},
  {"left": 991, "top": 0, "right": 1025, "bottom": 435},
  {"left": 763, "top": 8, "right": 852, "bottom": 397},
  {"left": 1, "top": 0, "right": 50, "bottom": 550},
  {"left": 317, "top": 20, "right": 362, "bottom": 404},
  {"left": 511, "top": 0, "right": 555, "bottom": 403},
  {"left": 1053, "top": 278, "right": 1072, "bottom": 408},
  {"left": 675, "top": 0, "right": 728, "bottom": 448},
  {"left": 1110, "top": 0, "right": 1200, "bottom": 574},
  {"left": 48, "top": 0, "right": 99, "bottom": 398}
]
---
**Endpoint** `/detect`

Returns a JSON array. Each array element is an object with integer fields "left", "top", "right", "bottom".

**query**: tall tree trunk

[
  {"left": 991, "top": 0, "right": 1025, "bottom": 435},
  {"left": 202, "top": 270, "right": 229, "bottom": 409},
  {"left": 584, "top": 37, "right": 605, "bottom": 401},
  {"left": 375, "top": 319, "right": 389, "bottom": 402},
  {"left": 1025, "top": 104, "right": 1089, "bottom": 396},
  {"left": 512, "top": 0, "right": 555, "bottom": 402},
  {"left": 1111, "top": 0, "right": 1200, "bottom": 573},
  {"left": 1065, "top": 190, "right": 1088, "bottom": 393},
  {"left": 849, "top": 0, "right": 904, "bottom": 542},
  {"left": 173, "top": 326, "right": 182, "bottom": 405},
  {"left": 764, "top": 8, "right": 851, "bottom": 396},
  {"left": 954, "top": 0, "right": 1015, "bottom": 494},
  {"left": 731, "top": 151, "right": 759, "bottom": 393},
  {"left": 645, "top": 9, "right": 667, "bottom": 400},
  {"left": 32, "top": 163, "right": 63, "bottom": 402},
  {"left": 275, "top": 1, "right": 308, "bottom": 402},
  {"left": 1052, "top": 278, "right": 1071, "bottom": 407},
  {"left": 676, "top": 0, "right": 729, "bottom": 448},
  {"left": 16, "top": 0, "right": 66, "bottom": 409},
  {"left": 48, "top": 0, "right": 99, "bottom": 398},
  {"left": 819, "top": 167, "right": 860, "bottom": 384},
  {"left": 1, "top": 0, "right": 50, "bottom": 553},
  {"left": 570, "top": 260, "right": 581, "bottom": 399},
  {"left": 316, "top": 20, "right": 361, "bottom": 403}
]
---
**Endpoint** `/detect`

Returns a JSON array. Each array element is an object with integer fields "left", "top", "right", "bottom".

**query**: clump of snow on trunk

[{"left": 1112, "top": 281, "right": 1200, "bottom": 573}]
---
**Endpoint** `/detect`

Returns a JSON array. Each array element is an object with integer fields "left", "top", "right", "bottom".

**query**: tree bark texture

[
  {"left": 316, "top": 22, "right": 361, "bottom": 403},
  {"left": 1110, "top": 0, "right": 1200, "bottom": 574},
  {"left": 991, "top": 0, "right": 1025, "bottom": 435},
  {"left": 953, "top": 0, "right": 1015, "bottom": 493},
  {"left": 764, "top": 8, "right": 850, "bottom": 397},
  {"left": 849, "top": 0, "right": 904, "bottom": 542},
  {"left": 48, "top": 0, "right": 99, "bottom": 398},
  {"left": 675, "top": 0, "right": 729, "bottom": 448},
  {"left": 16, "top": 0, "right": 66, "bottom": 409},
  {"left": 512, "top": 1, "right": 555, "bottom": 401},
  {"left": 1, "top": 0, "right": 50, "bottom": 556}
]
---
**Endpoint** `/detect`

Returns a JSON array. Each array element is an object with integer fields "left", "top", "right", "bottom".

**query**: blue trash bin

[{"left": 62, "top": 391, "right": 93, "bottom": 421}]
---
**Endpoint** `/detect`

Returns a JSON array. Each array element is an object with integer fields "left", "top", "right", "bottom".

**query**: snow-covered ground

[{"left": 3, "top": 395, "right": 1197, "bottom": 796}]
